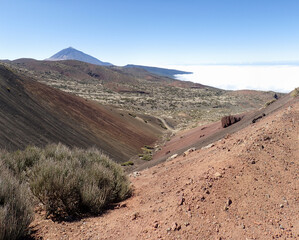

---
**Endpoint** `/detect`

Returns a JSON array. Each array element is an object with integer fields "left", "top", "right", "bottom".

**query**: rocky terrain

[
  {"left": 1, "top": 55, "right": 296, "bottom": 240},
  {"left": 30, "top": 94, "right": 299, "bottom": 239},
  {"left": 2, "top": 59, "right": 280, "bottom": 128}
]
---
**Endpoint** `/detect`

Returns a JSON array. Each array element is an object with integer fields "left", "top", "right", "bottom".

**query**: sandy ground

[{"left": 30, "top": 99, "right": 299, "bottom": 240}]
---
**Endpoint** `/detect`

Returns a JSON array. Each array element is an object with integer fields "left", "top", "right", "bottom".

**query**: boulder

[
  {"left": 183, "top": 147, "right": 196, "bottom": 157},
  {"left": 167, "top": 154, "right": 178, "bottom": 161}
]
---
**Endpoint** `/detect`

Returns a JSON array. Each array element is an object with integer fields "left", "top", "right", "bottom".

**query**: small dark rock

[{"left": 178, "top": 196, "right": 185, "bottom": 206}]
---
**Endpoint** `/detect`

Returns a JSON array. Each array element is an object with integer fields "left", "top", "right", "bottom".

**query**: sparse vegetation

[
  {"left": 159, "top": 123, "right": 167, "bottom": 129},
  {"left": 4, "top": 61, "right": 282, "bottom": 129},
  {"left": 141, "top": 154, "right": 152, "bottom": 161},
  {"left": 265, "top": 99, "right": 276, "bottom": 106},
  {"left": 138, "top": 146, "right": 153, "bottom": 161},
  {"left": 291, "top": 87, "right": 299, "bottom": 97},
  {"left": 121, "top": 161, "right": 134, "bottom": 166},
  {"left": 144, "top": 145, "right": 154, "bottom": 150},
  {"left": 0, "top": 164, "right": 33, "bottom": 240},
  {"left": 128, "top": 112, "right": 136, "bottom": 118},
  {"left": 1, "top": 144, "right": 131, "bottom": 220}
]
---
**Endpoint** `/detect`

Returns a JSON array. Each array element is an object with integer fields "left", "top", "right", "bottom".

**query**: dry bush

[
  {"left": 1, "top": 145, "right": 42, "bottom": 182},
  {"left": 0, "top": 164, "right": 33, "bottom": 240},
  {"left": 265, "top": 99, "right": 276, "bottom": 106},
  {"left": 291, "top": 87, "right": 299, "bottom": 97},
  {"left": 1, "top": 144, "right": 131, "bottom": 220},
  {"left": 29, "top": 144, "right": 131, "bottom": 219}
]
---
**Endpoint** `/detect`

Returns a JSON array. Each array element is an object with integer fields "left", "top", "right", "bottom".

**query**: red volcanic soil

[
  {"left": 30, "top": 95, "right": 299, "bottom": 240},
  {"left": 0, "top": 64, "right": 164, "bottom": 162},
  {"left": 132, "top": 93, "right": 295, "bottom": 171}
]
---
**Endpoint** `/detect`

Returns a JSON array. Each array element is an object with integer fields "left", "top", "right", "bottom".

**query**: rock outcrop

[{"left": 221, "top": 115, "right": 242, "bottom": 128}]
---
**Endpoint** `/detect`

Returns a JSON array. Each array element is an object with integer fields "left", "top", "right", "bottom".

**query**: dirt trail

[
  {"left": 157, "top": 117, "right": 175, "bottom": 131},
  {"left": 31, "top": 97, "right": 299, "bottom": 240},
  {"left": 132, "top": 94, "right": 294, "bottom": 172}
]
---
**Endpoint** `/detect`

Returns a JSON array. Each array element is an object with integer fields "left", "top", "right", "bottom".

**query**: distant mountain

[
  {"left": 124, "top": 64, "right": 192, "bottom": 78},
  {"left": 47, "top": 47, "right": 113, "bottom": 66}
]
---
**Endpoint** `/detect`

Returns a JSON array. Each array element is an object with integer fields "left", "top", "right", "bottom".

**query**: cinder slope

[
  {"left": 0, "top": 64, "right": 164, "bottom": 162},
  {"left": 135, "top": 93, "right": 294, "bottom": 171},
  {"left": 31, "top": 96, "right": 298, "bottom": 239}
]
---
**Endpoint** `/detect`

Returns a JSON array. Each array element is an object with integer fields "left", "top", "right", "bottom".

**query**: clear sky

[{"left": 1, "top": 0, "right": 299, "bottom": 66}]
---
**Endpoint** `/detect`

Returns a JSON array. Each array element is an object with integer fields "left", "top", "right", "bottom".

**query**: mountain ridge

[{"left": 124, "top": 64, "right": 192, "bottom": 78}]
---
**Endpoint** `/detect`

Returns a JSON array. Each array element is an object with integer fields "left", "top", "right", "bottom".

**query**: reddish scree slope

[
  {"left": 130, "top": 93, "right": 294, "bottom": 171},
  {"left": 0, "top": 64, "right": 164, "bottom": 162},
  {"left": 31, "top": 97, "right": 299, "bottom": 239}
]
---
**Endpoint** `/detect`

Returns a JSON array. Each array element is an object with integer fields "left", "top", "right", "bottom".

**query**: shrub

[
  {"left": 2, "top": 146, "right": 42, "bottom": 182},
  {"left": 1, "top": 144, "right": 131, "bottom": 220},
  {"left": 128, "top": 112, "right": 136, "bottom": 118},
  {"left": 28, "top": 145, "right": 131, "bottom": 219},
  {"left": 291, "top": 87, "right": 299, "bottom": 97},
  {"left": 0, "top": 164, "right": 33, "bottom": 240},
  {"left": 139, "top": 147, "right": 153, "bottom": 161},
  {"left": 121, "top": 161, "right": 134, "bottom": 166},
  {"left": 144, "top": 145, "right": 154, "bottom": 150},
  {"left": 141, "top": 154, "right": 152, "bottom": 161},
  {"left": 265, "top": 99, "right": 276, "bottom": 106}
]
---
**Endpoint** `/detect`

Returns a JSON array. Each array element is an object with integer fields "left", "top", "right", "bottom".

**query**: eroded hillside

[
  {"left": 30, "top": 95, "right": 299, "bottom": 240},
  {"left": 0, "top": 64, "right": 165, "bottom": 162}
]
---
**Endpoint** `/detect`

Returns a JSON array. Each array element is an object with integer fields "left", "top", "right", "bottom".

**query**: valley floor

[{"left": 30, "top": 99, "right": 299, "bottom": 240}]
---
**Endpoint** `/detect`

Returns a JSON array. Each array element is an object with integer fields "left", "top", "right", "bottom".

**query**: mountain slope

[
  {"left": 0, "top": 64, "right": 165, "bottom": 162},
  {"left": 7, "top": 59, "right": 279, "bottom": 128},
  {"left": 124, "top": 64, "right": 192, "bottom": 78},
  {"left": 47, "top": 47, "right": 113, "bottom": 66},
  {"left": 31, "top": 93, "right": 299, "bottom": 240}
]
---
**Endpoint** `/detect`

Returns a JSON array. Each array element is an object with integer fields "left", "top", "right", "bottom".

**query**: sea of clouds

[{"left": 169, "top": 65, "right": 298, "bottom": 93}]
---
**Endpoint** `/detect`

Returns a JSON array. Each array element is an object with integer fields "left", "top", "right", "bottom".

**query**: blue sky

[{"left": 1, "top": 0, "right": 299, "bottom": 66}]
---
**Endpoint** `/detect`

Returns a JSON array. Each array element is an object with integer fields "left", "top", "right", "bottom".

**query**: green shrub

[
  {"left": 121, "top": 161, "right": 134, "bottom": 166},
  {"left": 144, "top": 145, "right": 154, "bottom": 150},
  {"left": 0, "top": 164, "right": 33, "bottom": 240},
  {"left": 141, "top": 154, "right": 152, "bottom": 161},
  {"left": 141, "top": 147, "right": 152, "bottom": 154},
  {"left": 265, "top": 99, "right": 276, "bottom": 106}
]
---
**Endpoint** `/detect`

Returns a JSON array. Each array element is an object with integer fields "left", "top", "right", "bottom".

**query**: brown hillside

[
  {"left": 0, "top": 64, "right": 164, "bottom": 162},
  {"left": 134, "top": 93, "right": 294, "bottom": 171},
  {"left": 11, "top": 59, "right": 204, "bottom": 90},
  {"left": 31, "top": 96, "right": 298, "bottom": 239},
  {"left": 6, "top": 59, "right": 280, "bottom": 127}
]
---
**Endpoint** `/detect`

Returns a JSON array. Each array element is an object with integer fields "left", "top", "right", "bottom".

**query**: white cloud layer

[{"left": 170, "top": 65, "right": 299, "bottom": 93}]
